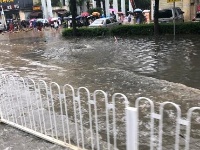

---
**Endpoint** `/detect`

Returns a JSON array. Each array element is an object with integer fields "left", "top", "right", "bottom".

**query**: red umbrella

[
  {"left": 109, "top": 8, "right": 117, "bottom": 13},
  {"left": 81, "top": 12, "right": 89, "bottom": 17},
  {"left": 117, "top": 12, "right": 124, "bottom": 15}
]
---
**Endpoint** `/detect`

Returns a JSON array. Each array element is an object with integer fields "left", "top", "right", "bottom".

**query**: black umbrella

[
  {"left": 76, "top": 15, "right": 82, "bottom": 19},
  {"left": 127, "top": 11, "right": 134, "bottom": 15}
]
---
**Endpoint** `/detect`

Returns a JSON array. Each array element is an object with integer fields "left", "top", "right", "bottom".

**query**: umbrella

[
  {"left": 76, "top": 15, "right": 82, "bottom": 19},
  {"left": 109, "top": 8, "right": 117, "bottom": 13},
  {"left": 87, "top": 15, "right": 93, "bottom": 19},
  {"left": 143, "top": 10, "right": 150, "bottom": 13},
  {"left": 36, "top": 19, "right": 43, "bottom": 22},
  {"left": 117, "top": 12, "right": 124, "bottom": 15},
  {"left": 134, "top": 8, "right": 142, "bottom": 12},
  {"left": 127, "top": 11, "right": 134, "bottom": 15},
  {"left": 81, "top": 12, "right": 89, "bottom": 17},
  {"left": 30, "top": 18, "right": 36, "bottom": 22},
  {"left": 51, "top": 17, "right": 58, "bottom": 21},
  {"left": 63, "top": 16, "right": 72, "bottom": 20},
  {"left": 92, "top": 12, "right": 100, "bottom": 16}
]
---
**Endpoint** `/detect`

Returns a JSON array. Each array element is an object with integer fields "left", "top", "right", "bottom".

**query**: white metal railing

[
  {"left": 0, "top": 75, "right": 199, "bottom": 150},
  {"left": 134, "top": 97, "right": 200, "bottom": 150}
]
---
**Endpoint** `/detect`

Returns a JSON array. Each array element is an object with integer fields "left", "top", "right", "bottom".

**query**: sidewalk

[{"left": 0, "top": 123, "right": 71, "bottom": 150}]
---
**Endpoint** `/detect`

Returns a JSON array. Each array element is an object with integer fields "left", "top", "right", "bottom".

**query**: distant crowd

[
  {"left": 2, "top": 18, "right": 63, "bottom": 33},
  {"left": 1, "top": 9, "right": 147, "bottom": 33}
]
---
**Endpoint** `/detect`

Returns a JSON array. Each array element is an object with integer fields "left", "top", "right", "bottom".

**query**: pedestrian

[
  {"left": 63, "top": 21, "right": 67, "bottom": 28},
  {"left": 32, "top": 20, "right": 37, "bottom": 31},
  {"left": 58, "top": 19, "right": 61, "bottom": 26},
  {"left": 128, "top": 14, "right": 131, "bottom": 23},
  {"left": 111, "top": 11, "right": 116, "bottom": 20},
  {"left": 37, "top": 22, "right": 42, "bottom": 31},
  {"left": 50, "top": 20, "right": 54, "bottom": 29},
  {"left": 54, "top": 20, "right": 59, "bottom": 30},
  {"left": 9, "top": 22, "right": 14, "bottom": 32}
]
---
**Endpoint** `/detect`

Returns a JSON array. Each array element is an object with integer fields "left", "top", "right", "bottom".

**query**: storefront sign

[
  {"left": 0, "top": 0, "right": 15, "bottom": 3},
  {"left": 33, "top": 6, "right": 41, "bottom": 11},
  {"left": 167, "top": 0, "right": 181, "bottom": 3},
  {"left": 0, "top": 0, "right": 19, "bottom": 10},
  {"left": 0, "top": 4, "right": 19, "bottom": 10}
]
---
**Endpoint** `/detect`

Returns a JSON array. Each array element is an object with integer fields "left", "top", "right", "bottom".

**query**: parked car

[
  {"left": 192, "top": 12, "right": 200, "bottom": 22},
  {"left": 0, "top": 20, "right": 5, "bottom": 31},
  {"left": 158, "top": 7, "right": 184, "bottom": 23},
  {"left": 89, "top": 17, "right": 120, "bottom": 28}
]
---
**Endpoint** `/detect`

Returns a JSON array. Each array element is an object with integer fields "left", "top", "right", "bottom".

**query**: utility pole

[
  {"left": 102, "top": 0, "right": 106, "bottom": 17},
  {"left": 154, "top": 0, "right": 159, "bottom": 36},
  {"left": 173, "top": 1, "right": 175, "bottom": 36},
  {"left": 70, "top": 0, "right": 77, "bottom": 36}
]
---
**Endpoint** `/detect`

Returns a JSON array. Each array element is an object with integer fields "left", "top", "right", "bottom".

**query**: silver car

[
  {"left": 158, "top": 7, "right": 184, "bottom": 23},
  {"left": 89, "top": 17, "right": 120, "bottom": 28}
]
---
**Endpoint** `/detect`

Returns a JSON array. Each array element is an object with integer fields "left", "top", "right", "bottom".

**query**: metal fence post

[{"left": 126, "top": 107, "right": 138, "bottom": 150}]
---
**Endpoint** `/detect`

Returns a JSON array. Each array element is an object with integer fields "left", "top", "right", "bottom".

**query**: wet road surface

[{"left": 0, "top": 29, "right": 200, "bottom": 149}]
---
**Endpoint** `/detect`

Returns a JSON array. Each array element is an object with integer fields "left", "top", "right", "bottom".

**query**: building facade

[
  {"left": 0, "top": 0, "right": 93, "bottom": 22},
  {"left": 0, "top": 0, "right": 34, "bottom": 21}
]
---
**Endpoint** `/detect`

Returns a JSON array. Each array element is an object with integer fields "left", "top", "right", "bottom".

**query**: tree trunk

[
  {"left": 86, "top": 1, "right": 90, "bottom": 10},
  {"left": 102, "top": 0, "right": 106, "bottom": 17},
  {"left": 70, "top": 0, "right": 77, "bottom": 36},
  {"left": 154, "top": 0, "right": 159, "bottom": 36},
  {"left": 96, "top": 0, "right": 101, "bottom": 8}
]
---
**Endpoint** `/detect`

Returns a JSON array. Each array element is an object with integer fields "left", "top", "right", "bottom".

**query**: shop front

[
  {"left": 0, "top": 0, "right": 20, "bottom": 20},
  {"left": 29, "top": 6, "right": 43, "bottom": 19}
]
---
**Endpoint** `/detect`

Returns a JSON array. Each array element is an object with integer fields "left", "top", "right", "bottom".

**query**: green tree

[
  {"left": 134, "top": 0, "right": 150, "bottom": 9},
  {"left": 51, "top": 0, "right": 59, "bottom": 6},
  {"left": 96, "top": 0, "right": 101, "bottom": 8},
  {"left": 77, "top": 0, "right": 86, "bottom": 13},
  {"left": 86, "top": 0, "right": 90, "bottom": 10}
]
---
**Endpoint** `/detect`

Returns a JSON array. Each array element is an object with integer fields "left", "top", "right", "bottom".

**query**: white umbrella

[
  {"left": 51, "top": 18, "right": 58, "bottom": 21},
  {"left": 134, "top": 8, "right": 142, "bottom": 12}
]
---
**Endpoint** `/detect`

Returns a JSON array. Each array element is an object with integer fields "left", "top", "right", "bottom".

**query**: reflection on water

[
  {"left": 2, "top": 32, "right": 200, "bottom": 90},
  {"left": 0, "top": 31, "right": 200, "bottom": 149}
]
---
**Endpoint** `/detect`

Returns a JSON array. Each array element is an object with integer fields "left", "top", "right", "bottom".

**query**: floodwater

[{"left": 0, "top": 29, "right": 200, "bottom": 150}]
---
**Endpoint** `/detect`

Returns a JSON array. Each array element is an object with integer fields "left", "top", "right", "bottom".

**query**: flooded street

[{"left": 0, "top": 30, "right": 200, "bottom": 149}]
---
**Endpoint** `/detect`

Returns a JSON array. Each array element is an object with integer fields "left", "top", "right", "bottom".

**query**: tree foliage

[
  {"left": 96, "top": 0, "right": 101, "bottom": 8},
  {"left": 77, "top": 0, "right": 85, "bottom": 6},
  {"left": 134, "top": 0, "right": 151, "bottom": 9},
  {"left": 51, "top": 0, "right": 62, "bottom": 7}
]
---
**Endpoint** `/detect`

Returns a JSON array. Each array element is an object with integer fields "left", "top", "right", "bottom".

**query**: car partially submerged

[
  {"left": 89, "top": 17, "right": 120, "bottom": 28},
  {"left": 158, "top": 7, "right": 184, "bottom": 23}
]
